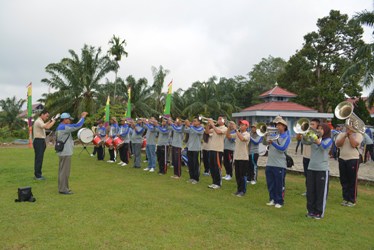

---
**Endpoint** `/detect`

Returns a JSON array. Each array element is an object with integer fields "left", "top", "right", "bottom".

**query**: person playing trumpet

[
  {"left": 143, "top": 117, "right": 158, "bottom": 172},
  {"left": 223, "top": 122, "right": 236, "bottom": 181},
  {"left": 248, "top": 123, "right": 263, "bottom": 185},
  {"left": 206, "top": 116, "right": 228, "bottom": 189},
  {"left": 263, "top": 116, "right": 290, "bottom": 208},
  {"left": 226, "top": 120, "right": 250, "bottom": 197},
  {"left": 168, "top": 117, "right": 184, "bottom": 179},
  {"left": 117, "top": 118, "right": 131, "bottom": 166},
  {"left": 155, "top": 118, "right": 170, "bottom": 175},
  {"left": 130, "top": 119, "right": 145, "bottom": 169}
]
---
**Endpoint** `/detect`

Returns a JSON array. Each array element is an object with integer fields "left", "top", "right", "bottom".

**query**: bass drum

[
  {"left": 78, "top": 128, "right": 94, "bottom": 144},
  {"left": 258, "top": 144, "right": 268, "bottom": 156}
]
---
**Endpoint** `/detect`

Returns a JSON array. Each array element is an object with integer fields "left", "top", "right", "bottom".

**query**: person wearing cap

[
  {"left": 226, "top": 120, "right": 250, "bottom": 197},
  {"left": 305, "top": 123, "right": 332, "bottom": 219},
  {"left": 184, "top": 117, "right": 204, "bottom": 184},
  {"left": 130, "top": 119, "right": 145, "bottom": 169},
  {"left": 168, "top": 118, "right": 184, "bottom": 179},
  {"left": 223, "top": 122, "right": 235, "bottom": 181},
  {"left": 117, "top": 118, "right": 131, "bottom": 166},
  {"left": 263, "top": 116, "right": 290, "bottom": 208},
  {"left": 56, "top": 112, "right": 88, "bottom": 194},
  {"left": 248, "top": 123, "right": 263, "bottom": 185},
  {"left": 32, "top": 109, "right": 57, "bottom": 180},
  {"left": 143, "top": 117, "right": 158, "bottom": 172},
  {"left": 107, "top": 117, "right": 119, "bottom": 163},
  {"left": 206, "top": 116, "right": 228, "bottom": 189}
]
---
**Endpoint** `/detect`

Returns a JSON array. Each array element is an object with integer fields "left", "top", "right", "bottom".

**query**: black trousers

[
  {"left": 187, "top": 151, "right": 200, "bottom": 181},
  {"left": 202, "top": 150, "right": 210, "bottom": 173},
  {"left": 119, "top": 143, "right": 129, "bottom": 163},
  {"left": 96, "top": 145, "right": 104, "bottom": 160},
  {"left": 303, "top": 157, "right": 310, "bottom": 190},
  {"left": 306, "top": 170, "right": 329, "bottom": 217},
  {"left": 33, "top": 138, "right": 46, "bottom": 178},
  {"left": 248, "top": 153, "right": 259, "bottom": 181},
  {"left": 157, "top": 145, "right": 168, "bottom": 174},
  {"left": 235, "top": 160, "right": 249, "bottom": 193},
  {"left": 209, "top": 151, "right": 223, "bottom": 186},
  {"left": 172, "top": 147, "right": 182, "bottom": 177},
  {"left": 223, "top": 149, "right": 233, "bottom": 176},
  {"left": 364, "top": 144, "right": 374, "bottom": 163},
  {"left": 108, "top": 148, "right": 115, "bottom": 161},
  {"left": 338, "top": 158, "right": 359, "bottom": 203}
]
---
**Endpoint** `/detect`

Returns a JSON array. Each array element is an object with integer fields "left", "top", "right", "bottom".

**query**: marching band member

[
  {"left": 301, "top": 118, "right": 320, "bottom": 195},
  {"left": 155, "top": 118, "right": 170, "bottom": 175},
  {"left": 130, "top": 119, "right": 145, "bottom": 169},
  {"left": 226, "top": 120, "right": 250, "bottom": 197},
  {"left": 223, "top": 125, "right": 236, "bottom": 181},
  {"left": 143, "top": 117, "right": 157, "bottom": 172},
  {"left": 306, "top": 123, "right": 332, "bottom": 219},
  {"left": 362, "top": 130, "right": 373, "bottom": 163},
  {"left": 169, "top": 118, "right": 184, "bottom": 179},
  {"left": 263, "top": 116, "right": 290, "bottom": 208},
  {"left": 335, "top": 127, "right": 363, "bottom": 207},
  {"left": 95, "top": 120, "right": 106, "bottom": 161},
  {"left": 184, "top": 117, "right": 204, "bottom": 184},
  {"left": 201, "top": 128, "right": 211, "bottom": 176},
  {"left": 248, "top": 123, "right": 263, "bottom": 185},
  {"left": 206, "top": 116, "right": 228, "bottom": 189},
  {"left": 107, "top": 117, "right": 119, "bottom": 163},
  {"left": 117, "top": 118, "right": 131, "bottom": 166}
]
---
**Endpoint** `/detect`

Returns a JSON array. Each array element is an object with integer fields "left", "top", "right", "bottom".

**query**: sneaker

[
  {"left": 313, "top": 214, "right": 322, "bottom": 220},
  {"left": 90, "top": 154, "right": 94, "bottom": 157},
  {"left": 143, "top": 160, "right": 148, "bottom": 163},
  {"left": 143, "top": 167, "right": 150, "bottom": 171},
  {"left": 275, "top": 204, "right": 283, "bottom": 208},
  {"left": 212, "top": 184, "right": 221, "bottom": 190},
  {"left": 34, "top": 176, "right": 46, "bottom": 181},
  {"left": 118, "top": 161, "right": 124, "bottom": 165},
  {"left": 107, "top": 160, "right": 115, "bottom": 163},
  {"left": 341, "top": 200, "right": 348, "bottom": 206},
  {"left": 158, "top": 172, "right": 164, "bottom": 175},
  {"left": 266, "top": 200, "right": 275, "bottom": 206},
  {"left": 346, "top": 202, "right": 356, "bottom": 207},
  {"left": 121, "top": 162, "right": 127, "bottom": 166},
  {"left": 208, "top": 184, "right": 215, "bottom": 188},
  {"left": 149, "top": 168, "right": 155, "bottom": 173},
  {"left": 191, "top": 180, "right": 198, "bottom": 184},
  {"left": 306, "top": 212, "right": 316, "bottom": 218},
  {"left": 171, "top": 175, "right": 180, "bottom": 179},
  {"left": 236, "top": 192, "right": 245, "bottom": 197},
  {"left": 301, "top": 192, "right": 307, "bottom": 196},
  {"left": 250, "top": 181, "right": 256, "bottom": 185},
  {"left": 203, "top": 172, "right": 210, "bottom": 176},
  {"left": 225, "top": 175, "right": 232, "bottom": 181},
  {"left": 233, "top": 191, "right": 240, "bottom": 196}
]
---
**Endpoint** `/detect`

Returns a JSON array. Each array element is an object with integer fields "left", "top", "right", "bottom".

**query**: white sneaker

[
  {"left": 118, "top": 161, "right": 124, "bottom": 165},
  {"left": 143, "top": 168, "right": 150, "bottom": 171},
  {"left": 275, "top": 204, "right": 283, "bottom": 208},
  {"left": 107, "top": 160, "right": 115, "bottom": 163},
  {"left": 90, "top": 154, "right": 94, "bottom": 157},
  {"left": 191, "top": 180, "right": 198, "bottom": 184},
  {"left": 149, "top": 168, "right": 155, "bottom": 172},
  {"left": 250, "top": 181, "right": 257, "bottom": 185},
  {"left": 222, "top": 175, "right": 227, "bottom": 180},
  {"left": 121, "top": 162, "right": 127, "bottom": 166},
  {"left": 266, "top": 200, "right": 275, "bottom": 206},
  {"left": 225, "top": 175, "right": 232, "bottom": 181},
  {"left": 212, "top": 184, "right": 221, "bottom": 189},
  {"left": 208, "top": 184, "right": 215, "bottom": 188},
  {"left": 143, "top": 160, "right": 148, "bottom": 163}
]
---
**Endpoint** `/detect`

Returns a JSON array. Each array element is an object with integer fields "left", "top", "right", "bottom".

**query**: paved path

[{"left": 257, "top": 141, "right": 374, "bottom": 182}]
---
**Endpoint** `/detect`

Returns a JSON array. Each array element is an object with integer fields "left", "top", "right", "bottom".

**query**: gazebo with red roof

[{"left": 232, "top": 83, "right": 333, "bottom": 136}]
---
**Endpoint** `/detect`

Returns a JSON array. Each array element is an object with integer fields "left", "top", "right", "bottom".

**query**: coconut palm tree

[
  {"left": 151, "top": 65, "right": 169, "bottom": 114},
  {"left": 41, "top": 44, "right": 117, "bottom": 117},
  {"left": 108, "top": 35, "right": 128, "bottom": 103},
  {"left": 0, "top": 96, "right": 26, "bottom": 130}
]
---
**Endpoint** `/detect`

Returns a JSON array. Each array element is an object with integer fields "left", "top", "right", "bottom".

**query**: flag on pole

[
  {"left": 105, "top": 95, "right": 110, "bottom": 126},
  {"left": 126, "top": 87, "right": 131, "bottom": 118},
  {"left": 164, "top": 80, "right": 172, "bottom": 115},
  {"left": 26, "top": 82, "right": 32, "bottom": 148}
]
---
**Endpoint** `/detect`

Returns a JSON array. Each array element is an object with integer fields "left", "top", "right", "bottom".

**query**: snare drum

[
  {"left": 105, "top": 137, "right": 113, "bottom": 148},
  {"left": 113, "top": 136, "right": 124, "bottom": 149},
  {"left": 92, "top": 135, "right": 103, "bottom": 146},
  {"left": 78, "top": 128, "right": 94, "bottom": 144}
]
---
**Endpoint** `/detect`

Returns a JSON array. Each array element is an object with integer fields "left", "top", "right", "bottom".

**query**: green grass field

[{"left": 0, "top": 146, "right": 373, "bottom": 249}]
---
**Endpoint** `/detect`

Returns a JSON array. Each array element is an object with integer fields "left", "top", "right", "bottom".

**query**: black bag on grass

[{"left": 15, "top": 186, "right": 36, "bottom": 202}]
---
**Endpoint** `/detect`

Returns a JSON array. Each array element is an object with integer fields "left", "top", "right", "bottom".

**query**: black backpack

[{"left": 15, "top": 187, "right": 36, "bottom": 202}]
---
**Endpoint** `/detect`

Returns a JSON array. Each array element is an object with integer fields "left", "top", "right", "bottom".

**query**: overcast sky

[{"left": 0, "top": 0, "right": 372, "bottom": 105}]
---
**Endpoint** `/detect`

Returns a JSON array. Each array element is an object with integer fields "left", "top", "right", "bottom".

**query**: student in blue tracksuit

[
  {"left": 117, "top": 118, "right": 131, "bottom": 166},
  {"left": 130, "top": 119, "right": 144, "bottom": 168},
  {"left": 107, "top": 117, "right": 119, "bottom": 163},
  {"left": 95, "top": 120, "right": 106, "bottom": 161},
  {"left": 263, "top": 116, "right": 290, "bottom": 208},
  {"left": 168, "top": 118, "right": 184, "bottom": 178},
  {"left": 306, "top": 123, "right": 332, "bottom": 219},
  {"left": 248, "top": 124, "right": 263, "bottom": 184},
  {"left": 143, "top": 117, "right": 157, "bottom": 172},
  {"left": 155, "top": 118, "right": 170, "bottom": 175},
  {"left": 223, "top": 128, "right": 235, "bottom": 181}
]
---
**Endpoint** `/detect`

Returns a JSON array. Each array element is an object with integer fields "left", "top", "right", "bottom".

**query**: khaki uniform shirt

[
  {"left": 208, "top": 125, "right": 228, "bottom": 152},
  {"left": 231, "top": 131, "right": 250, "bottom": 160},
  {"left": 336, "top": 132, "right": 363, "bottom": 160},
  {"left": 33, "top": 117, "right": 46, "bottom": 139}
]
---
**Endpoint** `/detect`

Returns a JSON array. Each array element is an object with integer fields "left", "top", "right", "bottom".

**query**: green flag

[
  {"left": 105, "top": 95, "right": 110, "bottom": 125},
  {"left": 126, "top": 87, "right": 131, "bottom": 118},
  {"left": 164, "top": 80, "right": 172, "bottom": 115}
]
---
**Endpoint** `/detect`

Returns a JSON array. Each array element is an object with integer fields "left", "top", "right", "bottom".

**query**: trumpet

[
  {"left": 293, "top": 118, "right": 322, "bottom": 145},
  {"left": 335, "top": 101, "right": 366, "bottom": 134},
  {"left": 159, "top": 115, "right": 185, "bottom": 124},
  {"left": 198, "top": 115, "right": 217, "bottom": 125},
  {"left": 135, "top": 117, "right": 148, "bottom": 122},
  {"left": 256, "top": 122, "right": 279, "bottom": 140}
]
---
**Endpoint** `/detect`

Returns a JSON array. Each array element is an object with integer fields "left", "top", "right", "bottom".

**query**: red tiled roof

[
  {"left": 259, "top": 85, "right": 296, "bottom": 98},
  {"left": 242, "top": 101, "right": 316, "bottom": 112}
]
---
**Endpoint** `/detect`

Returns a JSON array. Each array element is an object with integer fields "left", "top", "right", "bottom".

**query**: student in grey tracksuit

[
  {"left": 306, "top": 123, "right": 332, "bottom": 219},
  {"left": 131, "top": 120, "right": 144, "bottom": 168},
  {"left": 223, "top": 130, "right": 235, "bottom": 180},
  {"left": 168, "top": 118, "right": 184, "bottom": 178},
  {"left": 248, "top": 124, "right": 263, "bottom": 184},
  {"left": 184, "top": 117, "right": 204, "bottom": 183},
  {"left": 143, "top": 118, "right": 158, "bottom": 171},
  {"left": 56, "top": 112, "right": 87, "bottom": 194},
  {"left": 155, "top": 119, "right": 170, "bottom": 174}
]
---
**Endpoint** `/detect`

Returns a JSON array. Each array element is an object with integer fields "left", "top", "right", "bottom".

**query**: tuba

[
  {"left": 293, "top": 118, "right": 321, "bottom": 145},
  {"left": 256, "top": 122, "right": 279, "bottom": 140},
  {"left": 334, "top": 101, "right": 366, "bottom": 134}
]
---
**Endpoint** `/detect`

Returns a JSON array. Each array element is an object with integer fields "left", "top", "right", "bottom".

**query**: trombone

[
  {"left": 335, "top": 101, "right": 366, "bottom": 134},
  {"left": 256, "top": 122, "right": 279, "bottom": 140},
  {"left": 293, "top": 118, "right": 321, "bottom": 145}
]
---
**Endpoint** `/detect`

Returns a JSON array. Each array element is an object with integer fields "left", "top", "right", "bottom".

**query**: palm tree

[
  {"left": 151, "top": 65, "right": 169, "bottom": 114},
  {"left": 0, "top": 96, "right": 26, "bottom": 130},
  {"left": 342, "top": 10, "right": 374, "bottom": 107},
  {"left": 108, "top": 35, "right": 128, "bottom": 103},
  {"left": 41, "top": 44, "right": 117, "bottom": 117}
]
